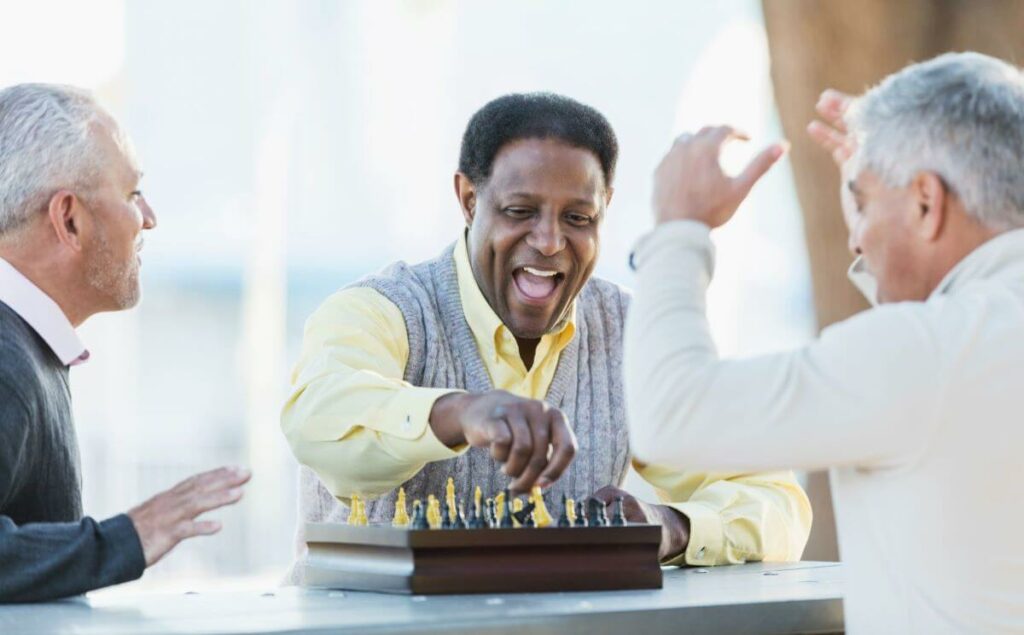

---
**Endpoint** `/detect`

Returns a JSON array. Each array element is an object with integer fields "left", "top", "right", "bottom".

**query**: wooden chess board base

[{"left": 302, "top": 522, "right": 663, "bottom": 595}]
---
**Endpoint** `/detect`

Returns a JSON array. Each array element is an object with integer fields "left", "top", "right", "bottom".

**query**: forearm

[
  {"left": 0, "top": 514, "right": 145, "bottom": 603},
  {"left": 626, "top": 221, "right": 940, "bottom": 471}
]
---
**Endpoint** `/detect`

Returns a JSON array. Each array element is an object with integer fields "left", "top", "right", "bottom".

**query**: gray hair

[
  {"left": 847, "top": 52, "right": 1024, "bottom": 231},
  {"left": 0, "top": 83, "right": 109, "bottom": 237}
]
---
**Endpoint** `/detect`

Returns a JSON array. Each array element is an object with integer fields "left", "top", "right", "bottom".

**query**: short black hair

[{"left": 458, "top": 92, "right": 618, "bottom": 188}]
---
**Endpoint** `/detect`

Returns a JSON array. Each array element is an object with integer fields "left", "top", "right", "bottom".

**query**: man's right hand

[
  {"left": 430, "top": 391, "right": 576, "bottom": 494},
  {"left": 127, "top": 466, "right": 251, "bottom": 567}
]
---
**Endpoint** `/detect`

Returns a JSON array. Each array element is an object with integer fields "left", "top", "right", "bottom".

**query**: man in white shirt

[{"left": 626, "top": 52, "right": 1024, "bottom": 633}]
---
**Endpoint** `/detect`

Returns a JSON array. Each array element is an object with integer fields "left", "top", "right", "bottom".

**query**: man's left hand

[
  {"left": 653, "top": 125, "right": 787, "bottom": 228},
  {"left": 591, "top": 486, "right": 690, "bottom": 562}
]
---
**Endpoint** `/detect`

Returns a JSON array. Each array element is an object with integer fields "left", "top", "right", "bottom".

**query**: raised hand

[
  {"left": 806, "top": 89, "right": 857, "bottom": 166},
  {"left": 653, "top": 125, "right": 787, "bottom": 229},
  {"left": 127, "top": 466, "right": 251, "bottom": 567},
  {"left": 430, "top": 391, "right": 576, "bottom": 494},
  {"left": 591, "top": 485, "right": 690, "bottom": 561}
]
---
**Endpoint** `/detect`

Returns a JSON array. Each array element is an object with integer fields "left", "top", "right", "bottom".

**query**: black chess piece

[
  {"left": 411, "top": 501, "right": 429, "bottom": 530},
  {"left": 441, "top": 500, "right": 452, "bottom": 529},
  {"left": 574, "top": 500, "right": 588, "bottom": 527},
  {"left": 486, "top": 499, "right": 497, "bottom": 528},
  {"left": 499, "top": 489, "right": 514, "bottom": 529},
  {"left": 466, "top": 500, "right": 481, "bottom": 529},
  {"left": 587, "top": 497, "right": 607, "bottom": 527},
  {"left": 557, "top": 494, "right": 571, "bottom": 528},
  {"left": 512, "top": 501, "right": 536, "bottom": 527},
  {"left": 453, "top": 502, "right": 466, "bottom": 529},
  {"left": 611, "top": 496, "right": 627, "bottom": 526}
]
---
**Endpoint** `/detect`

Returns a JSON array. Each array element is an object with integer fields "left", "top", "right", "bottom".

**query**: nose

[
  {"left": 525, "top": 213, "right": 566, "bottom": 257},
  {"left": 140, "top": 196, "right": 157, "bottom": 230}
]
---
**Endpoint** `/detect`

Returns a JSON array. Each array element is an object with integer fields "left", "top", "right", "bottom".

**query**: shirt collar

[
  {"left": 930, "top": 227, "right": 1024, "bottom": 299},
  {"left": 0, "top": 257, "right": 89, "bottom": 366},
  {"left": 453, "top": 231, "right": 576, "bottom": 358}
]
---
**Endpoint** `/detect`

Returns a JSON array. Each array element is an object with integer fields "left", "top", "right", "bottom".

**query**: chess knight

[{"left": 281, "top": 94, "right": 812, "bottom": 578}]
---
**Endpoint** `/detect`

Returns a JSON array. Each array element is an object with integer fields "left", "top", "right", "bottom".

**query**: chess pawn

[
  {"left": 566, "top": 497, "right": 577, "bottom": 525},
  {"left": 411, "top": 501, "right": 429, "bottom": 530},
  {"left": 427, "top": 495, "right": 441, "bottom": 529},
  {"left": 556, "top": 494, "right": 571, "bottom": 528},
  {"left": 587, "top": 497, "right": 609, "bottom": 527},
  {"left": 474, "top": 486, "right": 483, "bottom": 517},
  {"left": 574, "top": 500, "right": 588, "bottom": 527},
  {"left": 393, "top": 487, "right": 410, "bottom": 527},
  {"left": 486, "top": 499, "right": 497, "bottom": 528},
  {"left": 441, "top": 499, "right": 452, "bottom": 529},
  {"left": 530, "top": 486, "right": 553, "bottom": 528},
  {"left": 347, "top": 494, "right": 362, "bottom": 525},
  {"left": 357, "top": 498, "right": 369, "bottom": 525},
  {"left": 452, "top": 502, "right": 467, "bottom": 529},
  {"left": 494, "top": 491, "right": 506, "bottom": 523},
  {"left": 611, "top": 496, "right": 628, "bottom": 526}
]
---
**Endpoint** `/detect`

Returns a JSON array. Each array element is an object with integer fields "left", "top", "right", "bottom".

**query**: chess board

[{"left": 302, "top": 522, "right": 663, "bottom": 595}]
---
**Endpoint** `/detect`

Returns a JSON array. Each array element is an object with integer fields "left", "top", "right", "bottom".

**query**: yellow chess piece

[
  {"left": 446, "top": 477, "right": 457, "bottom": 523},
  {"left": 347, "top": 494, "right": 362, "bottom": 525},
  {"left": 393, "top": 487, "right": 410, "bottom": 527},
  {"left": 530, "top": 486, "right": 553, "bottom": 528},
  {"left": 566, "top": 498, "right": 577, "bottom": 524},
  {"left": 357, "top": 498, "right": 369, "bottom": 525},
  {"left": 494, "top": 491, "right": 506, "bottom": 522},
  {"left": 474, "top": 486, "right": 483, "bottom": 516},
  {"left": 427, "top": 495, "right": 441, "bottom": 529}
]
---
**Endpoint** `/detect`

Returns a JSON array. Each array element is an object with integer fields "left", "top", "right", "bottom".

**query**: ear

[
  {"left": 46, "top": 190, "right": 88, "bottom": 253},
  {"left": 911, "top": 171, "right": 947, "bottom": 242},
  {"left": 454, "top": 172, "right": 478, "bottom": 226}
]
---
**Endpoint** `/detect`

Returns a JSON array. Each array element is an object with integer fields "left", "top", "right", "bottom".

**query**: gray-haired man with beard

[{"left": 0, "top": 84, "right": 250, "bottom": 602}]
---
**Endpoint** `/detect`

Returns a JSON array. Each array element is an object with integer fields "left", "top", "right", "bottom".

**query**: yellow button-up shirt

[{"left": 281, "top": 233, "right": 811, "bottom": 565}]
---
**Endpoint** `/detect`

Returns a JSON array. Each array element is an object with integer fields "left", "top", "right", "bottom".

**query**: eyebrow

[{"left": 506, "top": 192, "right": 597, "bottom": 207}]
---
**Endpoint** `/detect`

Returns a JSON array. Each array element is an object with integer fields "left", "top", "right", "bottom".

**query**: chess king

[{"left": 281, "top": 93, "right": 811, "bottom": 574}]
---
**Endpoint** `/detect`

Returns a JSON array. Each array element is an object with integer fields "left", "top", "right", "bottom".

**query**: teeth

[{"left": 523, "top": 266, "right": 558, "bottom": 277}]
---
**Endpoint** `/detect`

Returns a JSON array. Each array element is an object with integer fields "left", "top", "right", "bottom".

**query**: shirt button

[{"left": 401, "top": 416, "right": 412, "bottom": 432}]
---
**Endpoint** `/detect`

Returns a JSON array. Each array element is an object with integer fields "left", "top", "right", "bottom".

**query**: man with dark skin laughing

[{"left": 281, "top": 93, "right": 810, "bottom": 573}]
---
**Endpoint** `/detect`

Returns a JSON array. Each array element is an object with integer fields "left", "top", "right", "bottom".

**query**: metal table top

[{"left": 1, "top": 561, "right": 844, "bottom": 635}]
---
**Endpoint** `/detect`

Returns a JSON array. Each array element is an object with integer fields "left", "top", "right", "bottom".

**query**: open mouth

[{"left": 512, "top": 266, "right": 565, "bottom": 305}]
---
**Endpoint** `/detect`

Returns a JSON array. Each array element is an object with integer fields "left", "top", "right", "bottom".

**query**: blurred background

[{"left": 10, "top": 0, "right": 1018, "bottom": 594}]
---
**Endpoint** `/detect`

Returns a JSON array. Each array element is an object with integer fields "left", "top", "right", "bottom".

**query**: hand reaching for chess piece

[
  {"left": 590, "top": 486, "right": 690, "bottom": 562},
  {"left": 430, "top": 390, "right": 577, "bottom": 494}
]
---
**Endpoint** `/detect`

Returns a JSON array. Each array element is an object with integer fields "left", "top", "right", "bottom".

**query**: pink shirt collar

[{"left": 0, "top": 257, "right": 89, "bottom": 366}]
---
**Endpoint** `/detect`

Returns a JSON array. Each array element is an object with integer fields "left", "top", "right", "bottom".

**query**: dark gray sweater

[{"left": 0, "top": 301, "right": 144, "bottom": 602}]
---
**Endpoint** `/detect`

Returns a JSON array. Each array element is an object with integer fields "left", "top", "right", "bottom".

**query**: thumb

[{"left": 733, "top": 141, "right": 787, "bottom": 198}]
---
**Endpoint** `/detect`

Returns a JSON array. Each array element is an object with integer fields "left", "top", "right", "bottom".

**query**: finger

[
  {"left": 509, "top": 412, "right": 553, "bottom": 494},
  {"left": 703, "top": 125, "right": 749, "bottom": 149},
  {"left": 589, "top": 486, "right": 619, "bottom": 503},
  {"left": 733, "top": 141, "right": 787, "bottom": 197},
  {"left": 536, "top": 410, "right": 576, "bottom": 488},
  {"left": 484, "top": 417, "right": 513, "bottom": 463},
  {"left": 500, "top": 408, "right": 533, "bottom": 479},
  {"left": 806, "top": 120, "right": 852, "bottom": 158},
  {"left": 188, "top": 487, "right": 245, "bottom": 518},
  {"left": 816, "top": 89, "right": 852, "bottom": 131},
  {"left": 188, "top": 519, "right": 223, "bottom": 537},
  {"left": 180, "top": 466, "right": 252, "bottom": 494}
]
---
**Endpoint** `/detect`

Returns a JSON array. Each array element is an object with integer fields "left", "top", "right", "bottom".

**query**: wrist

[
  {"left": 658, "top": 506, "right": 691, "bottom": 560},
  {"left": 429, "top": 392, "right": 470, "bottom": 447}
]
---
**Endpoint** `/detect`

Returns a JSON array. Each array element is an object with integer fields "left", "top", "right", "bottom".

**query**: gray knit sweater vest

[{"left": 296, "top": 243, "right": 631, "bottom": 532}]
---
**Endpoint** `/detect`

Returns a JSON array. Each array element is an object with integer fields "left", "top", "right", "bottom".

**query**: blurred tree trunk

[{"left": 761, "top": 0, "right": 1024, "bottom": 562}]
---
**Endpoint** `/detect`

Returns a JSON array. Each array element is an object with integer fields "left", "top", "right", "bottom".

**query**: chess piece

[
  {"left": 486, "top": 499, "right": 497, "bottom": 528},
  {"left": 574, "top": 500, "right": 588, "bottom": 527},
  {"left": 586, "top": 497, "right": 609, "bottom": 527},
  {"left": 411, "top": 501, "right": 429, "bottom": 530},
  {"left": 611, "top": 496, "right": 627, "bottom": 526},
  {"left": 453, "top": 502, "right": 467, "bottom": 529},
  {"left": 494, "top": 491, "right": 506, "bottom": 524},
  {"left": 557, "top": 494, "right": 571, "bottom": 528},
  {"left": 512, "top": 501, "right": 536, "bottom": 527},
  {"left": 446, "top": 477, "right": 457, "bottom": 523},
  {"left": 357, "top": 498, "right": 369, "bottom": 525},
  {"left": 393, "top": 487, "right": 410, "bottom": 527},
  {"left": 500, "top": 489, "right": 514, "bottom": 528},
  {"left": 427, "top": 495, "right": 441, "bottom": 529},
  {"left": 441, "top": 499, "right": 452, "bottom": 529},
  {"left": 474, "top": 486, "right": 483, "bottom": 518},
  {"left": 566, "top": 497, "right": 577, "bottom": 525},
  {"left": 347, "top": 494, "right": 362, "bottom": 525},
  {"left": 530, "top": 486, "right": 553, "bottom": 528}
]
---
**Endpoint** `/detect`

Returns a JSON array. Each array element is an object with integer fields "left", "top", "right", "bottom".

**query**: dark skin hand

[
  {"left": 591, "top": 485, "right": 690, "bottom": 562},
  {"left": 431, "top": 390, "right": 576, "bottom": 495}
]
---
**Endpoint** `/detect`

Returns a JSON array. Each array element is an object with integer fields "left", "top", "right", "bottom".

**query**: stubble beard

[{"left": 86, "top": 228, "right": 141, "bottom": 311}]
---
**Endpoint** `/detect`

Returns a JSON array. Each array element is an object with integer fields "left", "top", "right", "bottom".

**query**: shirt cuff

[
  {"left": 378, "top": 388, "right": 469, "bottom": 464},
  {"left": 100, "top": 513, "right": 147, "bottom": 584},
  {"left": 661, "top": 501, "right": 725, "bottom": 567}
]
